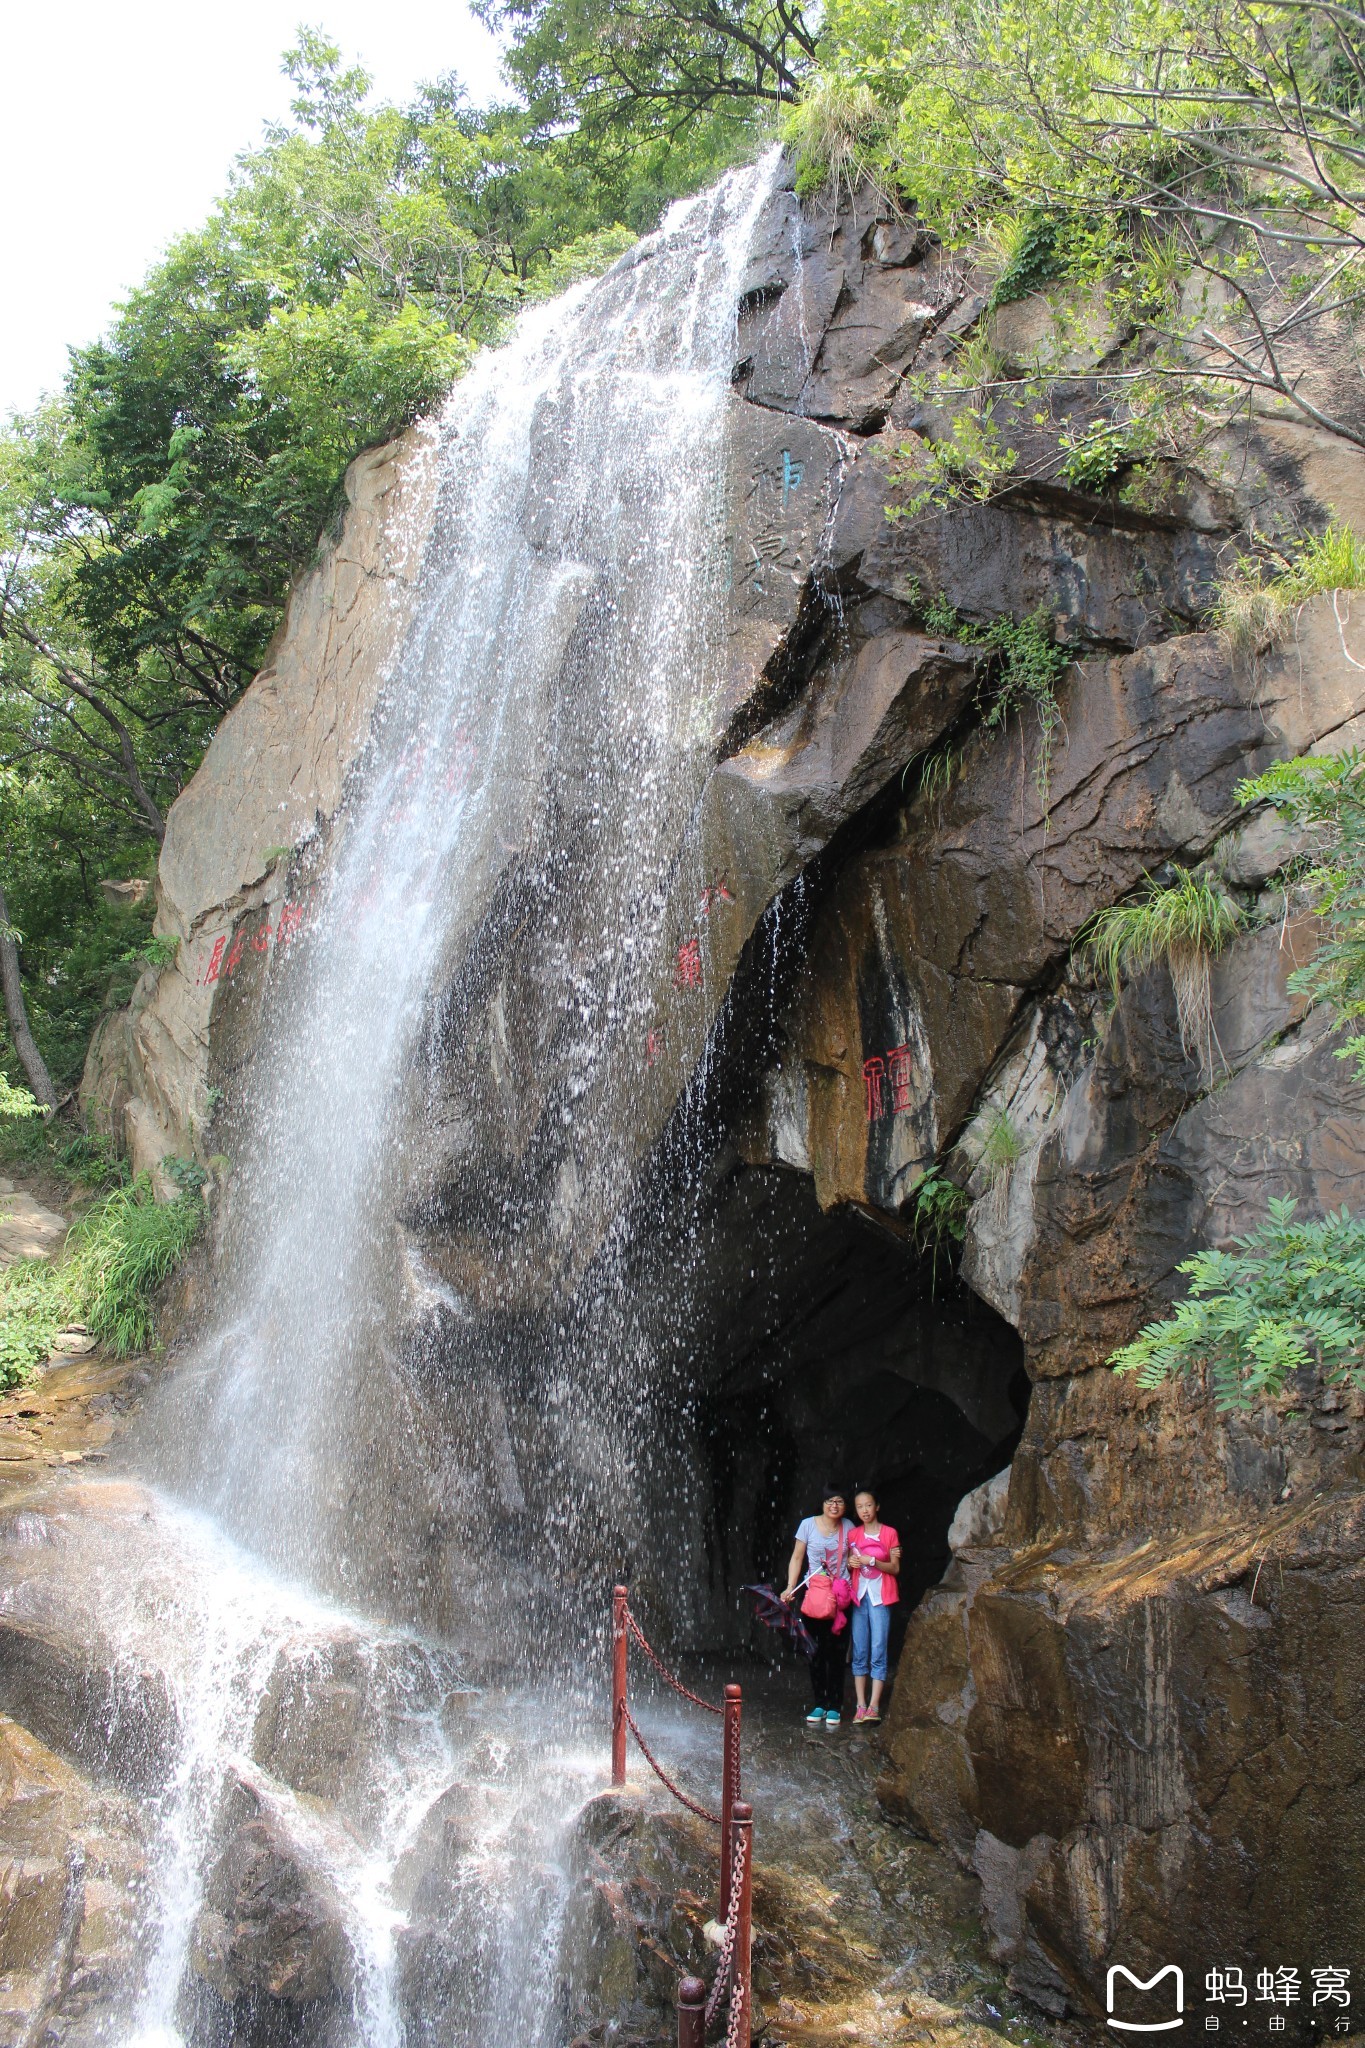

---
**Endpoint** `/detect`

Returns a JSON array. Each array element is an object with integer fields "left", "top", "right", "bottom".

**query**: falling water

[{"left": 91, "top": 151, "right": 785, "bottom": 2046}]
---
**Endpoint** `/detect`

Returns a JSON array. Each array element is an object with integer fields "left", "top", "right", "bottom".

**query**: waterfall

[{"left": 92, "top": 151, "right": 783, "bottom": 2047}]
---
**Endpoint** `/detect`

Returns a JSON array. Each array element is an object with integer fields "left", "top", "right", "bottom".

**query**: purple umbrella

[{"left": 742, "top": 1582, "right": 816, "bottom": 1657}]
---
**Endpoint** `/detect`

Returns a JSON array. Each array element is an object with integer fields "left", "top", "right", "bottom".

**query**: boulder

[
  {"left": 191, "top": 1780, "right": 354, "bottom": 2008},
  {"left": 0, "top": 1715, "right": 145, "bottom": 2048}
]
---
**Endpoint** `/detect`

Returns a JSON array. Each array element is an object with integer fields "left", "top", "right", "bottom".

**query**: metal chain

[
  {"left": 622, "top": 1705, "right": 723, "bottom": 1825},
  {"left": 705, "top": 1824, "right": 750, "bottom": 2030},
  {"left": 625, "top": 1607, "right": 724, "bottom": 1714}
]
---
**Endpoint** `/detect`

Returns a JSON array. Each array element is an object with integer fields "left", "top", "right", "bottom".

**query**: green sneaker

[
  {"left": 824, "top": 1711, "right": 842, "bottom": 1727},
  {"left": 804, "top": 1707, "right": 826, "bottom": 1725}
]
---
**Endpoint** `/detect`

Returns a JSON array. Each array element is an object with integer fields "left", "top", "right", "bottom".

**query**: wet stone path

[{"left": 580, "top": 1671, "right": 1104, "bottom": 2048}]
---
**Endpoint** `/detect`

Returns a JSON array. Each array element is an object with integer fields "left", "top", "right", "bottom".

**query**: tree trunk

[{"left": 0, "top": 882, "right": 57, "bottom": 1112}]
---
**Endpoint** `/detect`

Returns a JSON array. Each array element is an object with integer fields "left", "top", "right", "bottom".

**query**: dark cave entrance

[{"left": 630, "top": 1155, "right": 1028, "bottom": 1659}]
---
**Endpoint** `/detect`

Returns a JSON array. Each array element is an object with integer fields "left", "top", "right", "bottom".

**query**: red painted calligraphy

[
  {"left": 645, "top": 1028, "right": 665, "bottom": 1067},
  {"left": 699, "top": 876, "right": 735, "bottom": 916},
  {"left": 862, "top": 1040, "right": 916, "bottom": 1121},
  {"left": 198, "top": 898, "right": 311, "bottom": 986},
  {"left": 674, "top": 938, "right": 703, "bottom": 989},
  {"left": 862, "top": 1056, "right": 886, "bottom": 1122}
]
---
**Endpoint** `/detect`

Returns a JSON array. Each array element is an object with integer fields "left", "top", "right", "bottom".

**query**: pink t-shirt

[{"left": 850, "top": 1524, "right": 899, "bottom": 1607}]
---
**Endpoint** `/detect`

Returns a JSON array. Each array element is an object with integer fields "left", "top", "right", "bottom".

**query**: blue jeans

[{"left": 850, "top": 1595, "right": 891, "bottom": 1681}]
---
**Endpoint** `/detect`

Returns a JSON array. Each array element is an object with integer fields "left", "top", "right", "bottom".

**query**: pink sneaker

[{"left": 853, "top": 1707, "right": 870, "bottom": 1723}]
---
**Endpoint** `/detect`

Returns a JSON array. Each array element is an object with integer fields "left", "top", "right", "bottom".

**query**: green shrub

[
  {"left": 0, "top": 1170, "right": 204, "bottom": 1388},
  {"left": 71, "top": 1177, "right": 205, "bottom": 1356},
  {"left": 0, "top": 1114, "right": 128, "bottom": 1192},
  {"left": 918, "top": 598, "right": 1069, "bottom": 810},
  {"left": 1059, "top": 417, "right": 1154, "bottom": 494},
  {"left": 911, "top": 1167, "right": 970, "bottom": 1287},
  {"left": 0, "top": 1259, "right": 69, "bottom": 1390},
  {"left": 988, "top": 210, "right": 1069, "bottom": 308},
  {"left": 1077, "top": 868, "right": 1243, "bottom": 1080},
  {"left": 1112, "top": 1199, "right": 1365, "bottom": 1410},
  {"left": 0, "top": 1080, "right": 40, "bottom": 1120}
]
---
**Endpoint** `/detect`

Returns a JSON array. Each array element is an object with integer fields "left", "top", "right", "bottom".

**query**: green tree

[
  {"left": 799, "top": 0, "right": 1365, "bottom": 458},
  {"left": 0, "top": 31, "right": 671, "bottom": 1095},
  {"left": 478, "top": 0, "right": 813, "bottom": 179}
]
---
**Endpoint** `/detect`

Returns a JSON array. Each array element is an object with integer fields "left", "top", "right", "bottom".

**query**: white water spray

[{"left": 102, "top": 154, "right": 782, "bottom": 2047}]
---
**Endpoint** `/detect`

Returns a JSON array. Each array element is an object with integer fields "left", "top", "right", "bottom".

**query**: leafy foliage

[
  {"left": 0, "top": 1171, "right": 205, "bottom": 1388},
  {"left": 911, "top": 1167, "right": 970, "bottom": 1287},
  {"left": 481, "top": 0, "right": 814, "bottom": 145},
  {"left": 1112, "top": 1199, "right": 1365, "bottom": 1409},
  {"left": 0, "top": 1080, "right": 40, "bottom": 1120},
  {"left": 920, "top": 596, "right": 1070, "bottom": 808},
  {"left": 0, "top": 1114, "right": 128, "bottom": 1193},
  {"left": 792, "top": 0, "right": 1365, "bottom": 595},
  {"left": 0, "top": 1260, "right": 69, "bottom": 1391},
  {"left": 1, "top": 32, "right": 722, "bottom": 1098},
  {"left": 1238, "top": 749, "right": 1365, "bottom": 1078}
]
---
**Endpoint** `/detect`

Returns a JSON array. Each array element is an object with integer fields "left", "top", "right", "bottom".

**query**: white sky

[{"left": 3, "top": 3, "right": 506, "bottom": 418}]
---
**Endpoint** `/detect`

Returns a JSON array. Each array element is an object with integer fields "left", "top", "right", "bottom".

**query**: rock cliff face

[{"left": 82, "top": 165, "right": 1365, "bottom": 2012}]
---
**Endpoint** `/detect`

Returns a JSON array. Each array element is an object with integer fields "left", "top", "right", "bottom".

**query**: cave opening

[{"left": 624, "top": 1151, "right": 1028, "bottom": 1663}]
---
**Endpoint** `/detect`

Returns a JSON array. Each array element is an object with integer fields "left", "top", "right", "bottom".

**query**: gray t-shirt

[{"left": 796, "top": 1516, "right": 855, "bottom": 1576}]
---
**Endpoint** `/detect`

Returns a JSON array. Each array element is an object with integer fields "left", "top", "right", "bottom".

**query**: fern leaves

[{"left": 1111, "top": 1200, "right": 1365, "bottom": 1409}]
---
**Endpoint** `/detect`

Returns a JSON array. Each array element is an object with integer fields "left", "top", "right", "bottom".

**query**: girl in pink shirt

[{"left": 848, "top": 1486, "right": 900, "bottom": 1723}]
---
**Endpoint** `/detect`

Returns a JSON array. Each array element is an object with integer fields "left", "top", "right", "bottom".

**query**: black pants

[{"left": 807, "top": 1612, "right": 848, "bottom": 1711}]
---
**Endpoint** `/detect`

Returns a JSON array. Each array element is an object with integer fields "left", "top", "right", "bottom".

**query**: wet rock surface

[
  {"left": 0, "top": 1715, "right": 146, "bottom": 2048},
  {"left": 560, "top": 1692, "right": 1102, "bottom": 2048}
]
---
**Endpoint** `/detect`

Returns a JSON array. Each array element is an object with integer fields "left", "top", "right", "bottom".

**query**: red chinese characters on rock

[
  {"left": 863, "top": 1042, "right": 914, "bottom": 1122},
  {"left": 644, "top": 1027, "right": 665, "bottom": 1067},
  {"left": 674, "top": 937, "right": 703, "bottom": 990},
  {"left": 862, "top": 1056, "right": 885, "bottom": 1122},
  {"left": 199, "top": 899, "right": 311, "bottom": 986},
  {"left": 698, "top": 875, "right": 735, "bottom": 917}
]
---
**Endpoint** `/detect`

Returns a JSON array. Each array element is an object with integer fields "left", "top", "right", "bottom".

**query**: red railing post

[
  {"left": 611, "top": 1585, "right": 629, "bottom": 1787},
  {"left": 719, "top": 1683, "right": 742, "bottom": 1916},
  {"left": 677, "top": 1975, "right": 706, "bottom": 2048},
  {"left": 731, "top": 1800, "right": 753, "bottom": 2048}
]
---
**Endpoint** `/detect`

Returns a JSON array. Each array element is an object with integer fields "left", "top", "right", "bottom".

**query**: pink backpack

[{"left": 801, "top": 1527, "right": 852, "bottom": 1621}]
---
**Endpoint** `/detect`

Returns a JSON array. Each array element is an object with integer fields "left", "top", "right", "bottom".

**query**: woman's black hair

[{"left": 821, "top": 1484, "right": 847, "bottom": 1502}]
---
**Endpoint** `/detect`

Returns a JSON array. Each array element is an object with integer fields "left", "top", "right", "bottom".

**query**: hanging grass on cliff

[
  {"left": 1076, "top": 868, "right": 1244, "bottom": 1081},
  {"left": 1237, "top": 748, "right": 1365, "bottom": 1078}
]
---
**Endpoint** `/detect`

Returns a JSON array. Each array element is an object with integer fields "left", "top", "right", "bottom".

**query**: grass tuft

[
  {"left": 0, "top": 1170, "right": 204, "bottom": 1389},
  {"left": 1077, "top": 868, "right": 1243, "bottom": 1081},
  {"left": 786, "top": 76, "right": 893, "bottom": 199},
  {"left": 1213, "top": 522, "right": 1365, "bottom": 658}
]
